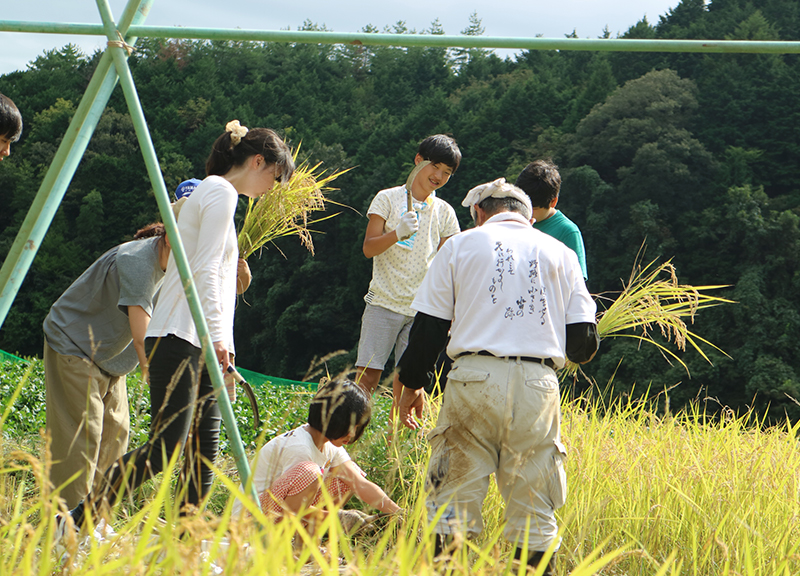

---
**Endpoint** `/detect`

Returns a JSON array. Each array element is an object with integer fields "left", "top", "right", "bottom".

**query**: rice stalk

[
  {"left": 4, "top": 382, "right": 800, "bottom": 574},
  {"left": 565, "top": 254, "right": 734, "bottom": 376},
  {"left": 237, "top": 146, "right": 351, "bottom": 259}
]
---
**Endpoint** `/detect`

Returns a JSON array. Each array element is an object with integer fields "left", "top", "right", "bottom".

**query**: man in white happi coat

[{"left": 396, "top": 173, "right": 599, "bottom": 574}]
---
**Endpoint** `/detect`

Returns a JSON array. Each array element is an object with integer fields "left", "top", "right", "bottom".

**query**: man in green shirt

[{"left": 515, "top": 160, "right": 588, "bottom": 280}]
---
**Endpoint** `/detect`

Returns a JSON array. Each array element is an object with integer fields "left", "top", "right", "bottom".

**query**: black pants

[{"left": 95, "top": 334, "right": 221, "bottom": 511}]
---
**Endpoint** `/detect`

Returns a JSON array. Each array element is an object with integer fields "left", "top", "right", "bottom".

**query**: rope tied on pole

[{"left": 107, "top": 30, "right": 135, "bottom": 55}]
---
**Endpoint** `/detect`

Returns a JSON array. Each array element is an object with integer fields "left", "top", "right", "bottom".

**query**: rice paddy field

[{"left": 1, "top": 357, "right": 799, "bottom": 575}]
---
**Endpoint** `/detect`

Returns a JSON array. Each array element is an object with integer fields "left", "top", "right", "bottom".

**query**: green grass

[{"left": 1, "top": 359, "right": 798, "bottom": 575}]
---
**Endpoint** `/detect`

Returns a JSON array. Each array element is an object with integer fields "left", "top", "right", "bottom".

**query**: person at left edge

[
  {"left": 0, "top": 93, "right": 22, "bottom": 161},
  {"left": 67, "top": 121, "right": 294, "bottom": 528}
]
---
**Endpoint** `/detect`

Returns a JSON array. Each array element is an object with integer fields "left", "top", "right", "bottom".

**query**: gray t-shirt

[{"left": 43, "top": 237, "right": 165, "bottom": 376}]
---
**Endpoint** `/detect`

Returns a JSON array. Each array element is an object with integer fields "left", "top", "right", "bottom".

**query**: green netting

[
  {"left": 0, "top": 348, "right": 312, "bottom": 389},
  {"left": 236, "top": 367, "right": 316, "bottom": 389},
  {"left": 0, "top": 349, "right": 26, "bottom": 363}
]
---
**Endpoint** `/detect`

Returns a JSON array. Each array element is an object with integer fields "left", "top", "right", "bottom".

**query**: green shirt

[{"left": 533, "top": 210, "right": 588, "bottom": 280}]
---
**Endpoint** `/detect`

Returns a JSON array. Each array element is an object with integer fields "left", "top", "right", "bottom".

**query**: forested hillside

[{"left": 1, "top": 0, "right": 798, "bottom": 420}]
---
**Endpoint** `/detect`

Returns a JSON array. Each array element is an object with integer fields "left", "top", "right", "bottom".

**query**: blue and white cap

[{"left": 175, "top": 178, "right": 202, "bottom": 200}]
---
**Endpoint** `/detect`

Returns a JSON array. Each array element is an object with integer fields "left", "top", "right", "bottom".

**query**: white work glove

[
  {"left": 395, "top": 211, "right": 419, "bottom": 241},
  {"left": 338, "top": 509, "right": 371, "bottom": 535}
]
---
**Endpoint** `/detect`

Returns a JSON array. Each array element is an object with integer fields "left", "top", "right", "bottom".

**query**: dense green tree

[
  {"left": 2, "top": 1, "right": 800, "bottom": 419},
  {"left": 562, "top": 69, "right": 717, "bottom": 290},
  {"left": 562, "top": 55, "right": 618, "bottom": 132}
]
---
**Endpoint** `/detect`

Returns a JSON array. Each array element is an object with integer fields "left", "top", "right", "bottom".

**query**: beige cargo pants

[
  {"left": 45, "top": 339, "right": 129, "bottom": 508},
  {"left": 425, "top": 354, "right": 567, "bottom": 551}
]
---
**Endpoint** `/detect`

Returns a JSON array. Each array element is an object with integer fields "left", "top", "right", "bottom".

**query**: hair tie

[{"left": 225, "top": 120, "right": 249, "bottom": 146}]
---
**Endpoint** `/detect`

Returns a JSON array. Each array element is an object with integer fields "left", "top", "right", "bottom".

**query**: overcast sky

[{"left": 1, "top": 0, "right": 680, "bottom": 76}]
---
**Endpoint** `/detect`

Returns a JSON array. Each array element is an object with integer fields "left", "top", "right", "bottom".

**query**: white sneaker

[
  {"left": 53, "top": 513, "right": 81, "bottom": 564},
  {"left": 92, "top": 518, "right": 118, "bottom": 542},
  {"left": 54, "top": 514, "right": 118, "bottom": 566},
  {"left": 199, "top": 551, "right": 224, "bottom": 575},
  {"left": 53, "top": 514, "right": 77, "bottom": 553}
]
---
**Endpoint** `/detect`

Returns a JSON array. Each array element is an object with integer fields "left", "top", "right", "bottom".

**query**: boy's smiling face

[{"left": 412, "top": 153, "right": 453, "bottom": 196}]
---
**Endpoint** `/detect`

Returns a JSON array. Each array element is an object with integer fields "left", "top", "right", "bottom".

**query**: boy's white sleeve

[
  {"left": 439, "top": 203, "right": 461, "bottom": 238},
  {"left": 366, "top": 189, "right": 392, "bottom": 220}
]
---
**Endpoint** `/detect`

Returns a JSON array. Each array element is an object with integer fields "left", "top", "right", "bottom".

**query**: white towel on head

[{"left": 461, "top": 177, "right": 532, "bottom": 221}]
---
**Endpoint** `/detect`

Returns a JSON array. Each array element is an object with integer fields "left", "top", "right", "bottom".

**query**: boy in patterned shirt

[{"left": 355, "top": 135, "right": 461, "bottom": 410}]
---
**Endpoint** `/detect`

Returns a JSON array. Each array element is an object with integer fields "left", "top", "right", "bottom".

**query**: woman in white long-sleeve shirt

[{"left": 68, "top": 121, "right": 294, "bottom": 525}]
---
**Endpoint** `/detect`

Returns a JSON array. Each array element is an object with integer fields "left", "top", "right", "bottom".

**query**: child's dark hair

[
  {"left": 133, "top": 222, "right": 166, "bottom": 239},
  {"left": 205, "top": 124, "right": 295, "bottom": 183},
  {"left": 0, "top": 94, "right": 23, "bottom": 142},
  {"left": 418, "top": 134, "right": 461, "bottom": 172},
  {"left": 307, "top": 379, "right": 371, "bottom": 443},
  {"left": 514, "top": 160, "right": 561, "bottom": 209}
]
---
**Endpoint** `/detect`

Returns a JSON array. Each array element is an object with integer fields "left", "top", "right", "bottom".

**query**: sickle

[
  {"left": 227, "top": 366, "right": 261, "bottom": 430},
  {"left": 405, "top": 160, "right": 431, "bottom": 212}
]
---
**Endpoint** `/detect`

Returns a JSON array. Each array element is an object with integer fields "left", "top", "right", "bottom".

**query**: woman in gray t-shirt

[{"left": 43, "top": 223, "right": 170, "bottom": 508}]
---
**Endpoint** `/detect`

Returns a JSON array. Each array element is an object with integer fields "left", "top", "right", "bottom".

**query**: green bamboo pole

[
  {"left": 0, "top": 0, "right": 153, "bottom": 329},
  {"left": 93, "top": 0, "right": 258, "bottom": 506},
  {"left": 2, "top": 19, "right": 800, "bottom": 54},
  {"left": 125, "top": 26, "right": 800, "bottom": 54},
  {"left": 0, "top": 21, "right": 104, "bottom": 35}
]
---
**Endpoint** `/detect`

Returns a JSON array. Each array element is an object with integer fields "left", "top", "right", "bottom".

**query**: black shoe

[
  {"left": 514, "top": 548, "right": 555, "bottom": 575},
  {"left": 433, "top": 533, "right": 456, "bottom": 557}
]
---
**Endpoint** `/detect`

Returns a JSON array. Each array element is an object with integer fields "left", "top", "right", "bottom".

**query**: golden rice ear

[
  {"left": 236, "top": 147, "right": 352, "bottom": 260},
  {"left": 561, "top": 249, "right": 732, "bottom": 380}
]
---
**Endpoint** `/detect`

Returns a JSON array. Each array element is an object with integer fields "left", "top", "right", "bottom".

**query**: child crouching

[{"left": 232, "top": 379, "right": 401, "bottom": 529}]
